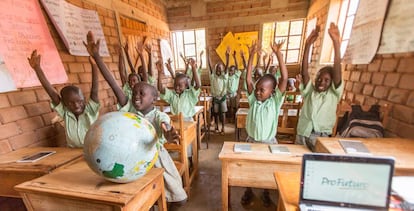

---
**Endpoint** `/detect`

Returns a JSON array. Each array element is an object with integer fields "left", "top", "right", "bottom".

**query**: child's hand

[
  {"left": 306, "top": 25, "right": 320, "bottom": 45},
  {"left": 189, "top": 58, "right": 196, "bottom": 67},
  {"left": 233, "top": 50, "right": 237, "bottom": 57},
  {"left": 248, "top": 40, "right": 257, "bottom": 55},
  {"left": 162, "top": 123, "right": 180, "bottom": 144},
  {"left": 135, "top": 40, "right": 144, "bottom": 55},
  {"left": 271, "top": 39, "right": 285, "bottom": 53},
  {"left": 28, "top": 50, "right": 41, "bottom": 70},
  {"left": 225, "top": 46, "right": 231, "bottom": 57},
  {"left": 166, "top": 58, "right": 173, "bottom": 67},
  {"left": 240, "top": 50, "right": 245, "bottom": 57},
  {"left": 328, "top": 22, "right": 340, "bottom": 43},
  {"left": 144, "top": 42, "right": 152, "bottom": 54},
  {"left": 295, "top": 74, "right": 302, "bottom": 84},
  {"left": 83, "top": 31, "right": 100, "bottom": 57},
  {"left": 200, "top": 50, "right": 204, "bottom": 57},
  {"left": 156, "top": 60, "right": 163, "bottom": 72}
]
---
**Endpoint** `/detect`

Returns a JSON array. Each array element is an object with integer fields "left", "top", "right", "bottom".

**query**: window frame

[
  {"left": 171, "top": 28, "right": 206, "bottom": 71},
  {"left": 320, "top": 0, "right": 359, "bottom": 64}
]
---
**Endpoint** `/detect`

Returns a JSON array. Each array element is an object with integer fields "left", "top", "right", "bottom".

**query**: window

[
  {"left": 171, "top": 29, "right": 206, "bottom": 70},
  {"left": 262, "top": 19, "right": 305, "bottom": 64},
  {"left": 320, "top": 0, "right": 359, "bottom": 63}
]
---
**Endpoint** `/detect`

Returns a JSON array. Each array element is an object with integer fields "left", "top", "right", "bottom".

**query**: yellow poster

[{"left": 215, "top": 31, "right": 258, "bottom": 69}]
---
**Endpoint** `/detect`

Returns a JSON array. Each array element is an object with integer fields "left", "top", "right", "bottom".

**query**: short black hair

[
  {"left": 175, "top": 73, "right": 189, "bottom": 88},
  {"left": 257, "top": 74, "right": 277, "bottom": 90},
  {"left": 128, "top": 73, "right": 140, "bottom": 81},
  {"left": 133, "top": 82, "right": 158, "bottom": 98},
  {"left": 316, "top": 66, "right": 333, "bottom": 79},
  {"left": 60, "top": 86, "right": 83, "bottom": 102}
]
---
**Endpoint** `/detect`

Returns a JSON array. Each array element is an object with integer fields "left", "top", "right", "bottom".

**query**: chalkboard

[{"left": 0, "top": 0, "right": 67, "bottom": 90}]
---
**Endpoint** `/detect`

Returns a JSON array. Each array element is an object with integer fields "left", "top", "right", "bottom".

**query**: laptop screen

[{"left": 300, "top": 154, "right": 394, "bottom": 209}]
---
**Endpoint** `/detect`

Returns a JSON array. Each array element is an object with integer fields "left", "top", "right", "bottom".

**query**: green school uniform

[
  {"left": 160, "top": 87, "right": 201, "bottom": 118},
  {"left": 52, "top": 100, "right": 100, "bottom": 148},
  {"left": 148, "top": 76, "right": 156, "bottom": 87},
  {"left": 246, "top": 89, "right": 284, "bottom": 141},
  {"left": 122, "top": 84, "right": 132, "bottom": 100},
  {"left": 210, "top": 72, "right": 228, "bottom": 98},
  {"left": 118, "top": 103, "right": 187, "bottom": 202},
  {"left": 227, "top": 70, "right": 242, "bottom": 94},
  {"left": 296, "top": 81, "right": 344, "bottom": 137}
]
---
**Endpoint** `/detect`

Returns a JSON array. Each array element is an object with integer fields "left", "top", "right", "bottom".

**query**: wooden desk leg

[
  {"left": 158, "top": 177, "right": 168, "bottom": 211},
  {"left": 182, "top": 143, "right": 190, "bottom": 196},
  {"left": 235, "top": 120, "right": 239, "bottom": 141},
  {"left": 222, "top": 162, "right": 229, "bottom": 211}
]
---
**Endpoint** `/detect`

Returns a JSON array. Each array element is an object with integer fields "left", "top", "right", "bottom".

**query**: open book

[
  {"left": 268, "top": 145, "right": 290, "bottom": 154},
  {"left": 339, "top": 140, "right": 371, "bottom": 155},
  {"left": 234, "top": 144, "right": 251, "bottom": 153}
]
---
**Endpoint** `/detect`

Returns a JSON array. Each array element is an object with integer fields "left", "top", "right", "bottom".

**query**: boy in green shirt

[
  {"left": 242, "top": 40, "right": 288, "bottom": 207},
  {"left": 28, "top": 48, "right": 100, "bottom": 148},
  {"left": 295, "top": 23, "right": 344, "bottom": 151},
  {"left": 85, "top": 31, "right": 187, "bottom": 207}
]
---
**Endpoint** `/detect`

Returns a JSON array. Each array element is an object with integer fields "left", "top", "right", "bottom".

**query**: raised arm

[
  {"left": 198, "top": 50, "right": 204, "bottom": 69},
  {"left": 28, "top": 50, "right": 60, "bottom": 105},
  {"left": 180, "top": 53, "right": 189, "bottom": 75},
  {"left": 190, "top": 58, "right": 201, "bottom": 90},
  {"left": 144, "top": 39, "right": 153, "bottom": 78},
  {"left": 207, "top": 48, "right": 213, "bottom": 75},
  {"left": 224, "top": 46, "right": 230, "bottom": 74},
  {"left": 123, "top": 41, "right": 136, "bottom": 74},
  {"left": 246, "top": 41, "right": 258, "bottom": 95},
  {"left": 165, "top": 58, "right": 175, "bottom": 79},
  {"left": 271, "top": 40, "right": 288, "bottom": 92},
  {"left": 157, "top": 60, "right": 166, "bottom": 94},
  {"left": 264, "top": 52, "right": 272, "bottom": 72},
  {"left": 118, "top": 46, "right": 128, "bottom": 87},
  {"left": 240, "top": 50, "right": 247, "bottom": 70},
  {"left": 301, "top": 25, "right": 320, "bottom": 86},
  {"left": 136, "top": 40, "right": 148, "bottom": 82},
  {"left": 84, "top": 31, "right": 127, "bottom": 106},
  {"left": 328, "top": 22, "right": 342, "bottom": 87},
  {"left": 89, "top": 56, "right": 99, "bottom": 103},
  {"left": 232, "top": 50, "right": 238, "bottom": 70}
]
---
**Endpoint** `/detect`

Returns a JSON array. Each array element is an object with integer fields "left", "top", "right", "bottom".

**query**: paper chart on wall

[
  {"left": 40, "top": 0, "right": 109, "bottom": 56},
  {"left": 342, "top": 0, "right": 389, "bottom": 64},
  {"left": 0, "top": 0, "right": 67, "bottom": 90},
  {"left": 216, "top": 32, "right": 258, "bottom": 69},
  {"left": 378, "top": 0, "right": 414, "bottom": 54}
]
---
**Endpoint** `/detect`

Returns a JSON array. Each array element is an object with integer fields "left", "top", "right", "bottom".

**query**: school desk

[
  {"left": 235, "top": 108, "right": 249, "bottom": 141},
  {"left": 15, "top": 160, "right": 166, "bottom": 211},
  {"left": 171, "top": 118, "right": 198, "bottom": 195},
  {"left": 218, "top": 142, "right": 310, "bottom": 211},
  {"left": 0, "top": 147, "right": 82, "bottom": 198},
  {"left": 315, "top": 137, "right": 414, "bottom": 176},
  {"left": 274, "top": 171, "right": 300, "bottom": 211},
  {"left": 194, "top": 105, "right": 210, "bottom": 149},
  {"left": 197, "top": 95, "right": 212, "bottom": 140}
]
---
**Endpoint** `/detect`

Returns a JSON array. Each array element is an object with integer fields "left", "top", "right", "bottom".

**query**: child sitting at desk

[
  {"left": 84, "top": 31, "right": 188, "bottom": 207},
  {"left": 208, "top": 47, "right": 229, "bottom": 134},
  {"left": 242, "top": 40, "right": 288, "bottom": 207},
  {"left": 27, "top": 49, "right": 100, "bottom": 148},
  {"left": 295, "top": 23, "right": 344, "bottom": 151}
]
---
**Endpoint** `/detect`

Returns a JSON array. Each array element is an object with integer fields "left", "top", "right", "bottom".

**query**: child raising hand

[{"left": 295, "top": 23, "right": 344, "bottom": 151}]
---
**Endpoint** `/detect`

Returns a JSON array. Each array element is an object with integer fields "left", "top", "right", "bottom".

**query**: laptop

[{"left": 299, "top": 153, "right": 395, "bottom": 211}]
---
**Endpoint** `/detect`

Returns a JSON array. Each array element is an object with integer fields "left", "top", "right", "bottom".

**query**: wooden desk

[
  {"left": 218, "top": 142, "right": 310, "bottom": 211},
  {"left": 15, "top": 160, "right": 166, "bottom": 211},
  {"left": 274, "top": 171, "right": 300, "bottom": 211},
  {"left": 194, "top": 105, "right": 210, "bottom": 149},
  {"left": 0, "top": 147, "right": 82, "bottom": 198},
  {"left": 239, "top": 98, "right": 249, "bottom": 108},
  {"left": 315, "top": 137, "right": 414, "bottom": 176},
  {"left": 235, "top": 108, "right": 248, "bottom": 141},
  {"left": 171, "top": 119, "right": 198, "bottom": 194}
]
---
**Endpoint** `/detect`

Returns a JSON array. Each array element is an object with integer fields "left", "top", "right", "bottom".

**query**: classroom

[{"left": 0, "top": 0, "right": 413, "bottom": 210}]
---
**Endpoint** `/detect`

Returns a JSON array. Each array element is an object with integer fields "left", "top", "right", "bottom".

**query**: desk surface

[
  {"left": 15, "top": 161, "right": 165, "bottom": 207},
  {"left": 219, "top": 142, "right": 309, "bottom": 163},
  {"left": 274, "top": 171, "right": 300, "bottom": 211},
  {"left": 315, "top": 137, "right": 414, "bottom": 176}
]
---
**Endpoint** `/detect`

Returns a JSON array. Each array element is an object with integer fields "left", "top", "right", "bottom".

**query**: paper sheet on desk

[{"left": 392, "top": 176, "right": 414, "bottom": 203}]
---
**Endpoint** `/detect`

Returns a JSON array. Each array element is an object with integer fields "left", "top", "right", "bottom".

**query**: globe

[{"left": 83, "top": 111, "right": 159, "bottom": 183}]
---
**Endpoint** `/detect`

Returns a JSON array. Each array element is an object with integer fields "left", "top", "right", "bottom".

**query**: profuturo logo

[{"left": 321, "top": 177, "right": 368, "bottom": 190}]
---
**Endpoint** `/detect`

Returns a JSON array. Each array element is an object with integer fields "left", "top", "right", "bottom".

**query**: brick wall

[
  {"left": 307, "top": 0, "right": 414, "bottom": 139},
  {"left": 0, "top": 0, "right": 170, "bottom": 155},
  {"left": 167, "top": 0, "right": 309, "bottom": 85}
]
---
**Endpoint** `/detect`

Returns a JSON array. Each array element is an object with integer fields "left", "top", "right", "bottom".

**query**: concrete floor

[{"left": 0, "top": 123, "right": 280, "bottom": 211}]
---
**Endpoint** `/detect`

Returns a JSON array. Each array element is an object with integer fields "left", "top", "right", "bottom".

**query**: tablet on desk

[{"left": 17, "top": 151, "right": 56, "bottom": 163}]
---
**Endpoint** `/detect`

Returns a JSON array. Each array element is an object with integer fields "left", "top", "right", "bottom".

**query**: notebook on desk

[{"left": 299, "top": 153, "right": 394, "bottom": 211}]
